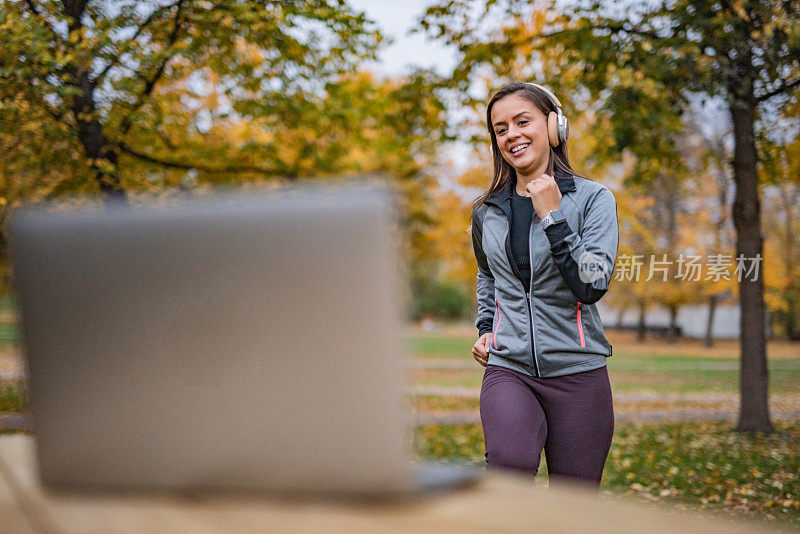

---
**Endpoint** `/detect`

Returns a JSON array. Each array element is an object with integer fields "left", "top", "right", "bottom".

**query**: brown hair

[{"left": 474, "top": 82, "right": 577, "bottom": 208}]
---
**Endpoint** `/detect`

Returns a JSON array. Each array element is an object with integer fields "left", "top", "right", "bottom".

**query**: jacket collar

[{"left": 484, "top": 171, "right": 577, "bottom": 209}]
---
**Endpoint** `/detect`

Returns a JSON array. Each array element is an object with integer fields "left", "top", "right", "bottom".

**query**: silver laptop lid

[{"left": 10, "top": 181, "right": 412, "bottom": 495}]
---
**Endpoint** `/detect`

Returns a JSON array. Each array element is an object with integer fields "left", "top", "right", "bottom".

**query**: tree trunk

[
  {"left": 779, "top": 185, "right": 799, "bottom": 341},
  {"left": 63, "top": 0, "right": 127, "bottom": 204},
  {"left": 728, "top": 87, "right": 772, "bottom": 433},
  {"left": 637, "top": 300, "right": 646, "bottom": 343},
  {"left": 704, "top": 294, "right": 718, "bottom": 348},
  {"left": 74, "top": 75, "right": 127, "bottom": 204},
  {"left": 616, "top": 306, "right": 626, "bottom": 329},
  {"left": 786, "top": 295, "right": 800, "bottom": 341},
  {"left": 667, "top": 304, "right": 678, "bottom": 344}
]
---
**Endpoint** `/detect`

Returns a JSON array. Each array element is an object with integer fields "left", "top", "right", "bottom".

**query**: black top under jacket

[{"left": 510, "top": 188, "right": 534, "bottom": 286}]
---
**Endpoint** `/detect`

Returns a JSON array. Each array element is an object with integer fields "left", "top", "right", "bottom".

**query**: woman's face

[{"left": 490, "top": 94, "right": 549, "bottom": 177}]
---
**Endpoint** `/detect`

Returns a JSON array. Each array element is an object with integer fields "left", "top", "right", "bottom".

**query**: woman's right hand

[{"left": 472, "top": 333, "right": 492, "bottom": 367}]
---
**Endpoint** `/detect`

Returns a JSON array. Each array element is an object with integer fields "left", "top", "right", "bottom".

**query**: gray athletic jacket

[{"left": 471, "top": 173, "right": 618, "bottom": 378}]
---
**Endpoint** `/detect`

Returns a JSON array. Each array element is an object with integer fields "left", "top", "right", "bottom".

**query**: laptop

[{"left": 9, "top": 180, "right": 478, "bottom": 497}]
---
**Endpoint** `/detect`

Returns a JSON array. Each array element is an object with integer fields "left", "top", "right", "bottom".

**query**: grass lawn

[
  {"left": 406, "top": 327, "right": 800, "bottom": 359},
  {"left": 407, "top": 327, "right": 800, "bottom": 529},
  {"left": 407, "top": 364, "right": 800, "bottom": 395},
  {"left": 0, "top": 295, "right": 15, "bottom": 315},
  {"left": 405, "top": 332, "right": 800, "bottom": 395},
  {"left": 0, "top": 380, "right": 26, "bottom": 413},
  {"left": 414, "top": 421, "right": 800, "bottom": 529},
  {"left": 0, "top": 321, "right": 20, "bottom": 347}
]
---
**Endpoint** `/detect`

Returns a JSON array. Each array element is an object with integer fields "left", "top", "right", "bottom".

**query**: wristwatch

[{"left": 541, "top": 209, "right": 566, "bottom": 230}]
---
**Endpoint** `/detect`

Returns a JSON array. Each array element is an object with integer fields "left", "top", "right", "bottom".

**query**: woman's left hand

[{"left": 525, "top": 173, "right": 562, "bottom": 219}]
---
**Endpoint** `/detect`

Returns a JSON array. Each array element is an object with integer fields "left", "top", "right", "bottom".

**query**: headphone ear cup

[
  {"left": 557, "top": 109, "right": 569, "bottom": 144},
  {"left": 547, "top": 111, "right": 560, "bottom": 147}
]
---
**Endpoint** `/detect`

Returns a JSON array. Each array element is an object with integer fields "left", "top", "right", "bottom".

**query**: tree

[
  {"left": 417, "top": 0, "right": 800, "bottom": 433},
  {"left": 0, "top": 2, "right": 452, "bottom": 294},
  {"left": 679, "top": 102, "right": 738, "bottom": 346},
  {"left": 759, "top": 98, "right": 800, "bottom": 340},
  {"left": 0, "top": 0, "right": 381, "bottom": 200}
]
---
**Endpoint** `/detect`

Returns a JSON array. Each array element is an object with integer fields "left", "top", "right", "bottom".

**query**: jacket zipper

[
  {"left": 577, "top": 302, "right": 586, "bottom": 348},
  {"left": 493, "top": 297, "right": 501, "bottom": 349},
  {"left": 525, "top": 290, "right": 540, "bottom": 377},
  {"left": 527, "top": 221, "right": 541, "bottom": 377}
]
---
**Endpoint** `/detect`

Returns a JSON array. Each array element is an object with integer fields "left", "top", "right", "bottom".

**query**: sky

[
  {"left": 346, "top": 0, "right": 480, "bottom": 184},
  {"left": 346, "top": 0, "right": 457, "bottom": 77}
]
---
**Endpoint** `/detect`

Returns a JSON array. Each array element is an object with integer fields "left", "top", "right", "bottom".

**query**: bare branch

[
  {"left": 118, "top": 0, "right": 186, "bottom": 137},
  {"left": 25, "top": 0, "right": 43, "bottom": 17},
  {"left": 756, "top": 77, "right": 800, "bottom": 103},
  {"left": 29, "top": 83, "right": 74, "bottom": 129},
  {"left": 600, "top": 20, "right": 665, "bottom": 42},
  {"left": 60, "top": 0, "right": 88, "bottom": 23},
  {"left": 42, "top": 101, "right": 69, "bottom": 125},
  {"left": 157, "top": 129, "right": 178, "bottom": 150},
  {"left": 92, "top": 0, "right": 184, "bottom": 86},
  {"left": 25, "top": 0, "right": 62, "bottom": 41},
  {"left": 118, "top": 143, "right": 283, "bottom": 177}
]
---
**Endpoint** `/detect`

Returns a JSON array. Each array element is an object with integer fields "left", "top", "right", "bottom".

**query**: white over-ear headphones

[
  {"left": 489, "top": 83, "right": 569, "bottom": 155},
  {"left": 527, "top": 83, "right": 569, "bottom": 148}
]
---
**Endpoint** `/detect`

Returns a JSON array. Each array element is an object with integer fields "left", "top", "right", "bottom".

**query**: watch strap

[{"left": 542, "top": 209, "right": 565, "bottom": 229}]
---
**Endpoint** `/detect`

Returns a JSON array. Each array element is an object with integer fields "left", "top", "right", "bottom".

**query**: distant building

[{"left": 596, "top": 302, "right": 768, "bottom": 339}]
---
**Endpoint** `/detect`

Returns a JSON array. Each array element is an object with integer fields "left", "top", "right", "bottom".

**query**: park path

[
  {"left": 4, "top": 404, "right": 799, "bottom": 432},
  {"left": 410, "top": 407, "right": 800, "bottom": 425},
  {"left": 407, "top": 360, "right": 772, "bottom": 371},
  {"left": 3, "top": 362, "right": 799, "bottom": 430},
  {"left": 406, "top": 356, "right": 800, "bottom": 424},
  {"left": 409, "top": 386, "right": 800, "bottom": 425}
]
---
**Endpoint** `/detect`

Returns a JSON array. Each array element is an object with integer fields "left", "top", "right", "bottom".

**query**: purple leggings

[{"left": 479, "top": 364, "right": 614, "bottom": 487}]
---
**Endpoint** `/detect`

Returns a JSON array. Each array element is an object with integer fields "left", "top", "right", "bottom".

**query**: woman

[{"left": 470, "top": 82, "right": 618, "bottom": 487}]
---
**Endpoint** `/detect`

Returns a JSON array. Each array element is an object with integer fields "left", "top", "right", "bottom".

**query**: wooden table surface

[{"left": 0, "top": 435, "right": 783, "bottom": 534}]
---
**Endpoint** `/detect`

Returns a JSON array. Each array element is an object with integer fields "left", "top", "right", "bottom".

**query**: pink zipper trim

[
  {"left": 493, "top": 297, "right": 501, "bottom": 349},
  {"left": 577, "top": 302, "right": 585, "bottom": 348}
]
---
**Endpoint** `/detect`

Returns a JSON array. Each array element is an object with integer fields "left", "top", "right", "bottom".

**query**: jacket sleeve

[
  {"left": 544, "top": 187, "right": 618, "bottom": 304},
  {"left": 471, "top": 205, "right": 495, "bottom": 337}
]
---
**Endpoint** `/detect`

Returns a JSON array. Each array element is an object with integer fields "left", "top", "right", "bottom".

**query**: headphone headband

[
  {"left": 525, "top": 83, "right": 568, "bottom": 147},
  {"left": 526, "top": 83, "right": 562, "bottom": 109}
]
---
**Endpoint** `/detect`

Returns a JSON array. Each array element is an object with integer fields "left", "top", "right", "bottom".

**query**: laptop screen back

[{"left": 10, "top": 182, "right": 412, "bottom": 495}]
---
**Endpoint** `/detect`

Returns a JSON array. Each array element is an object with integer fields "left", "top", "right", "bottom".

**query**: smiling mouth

[{"left": 510, "top": 143, "right": 529, "bottom": 155}]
